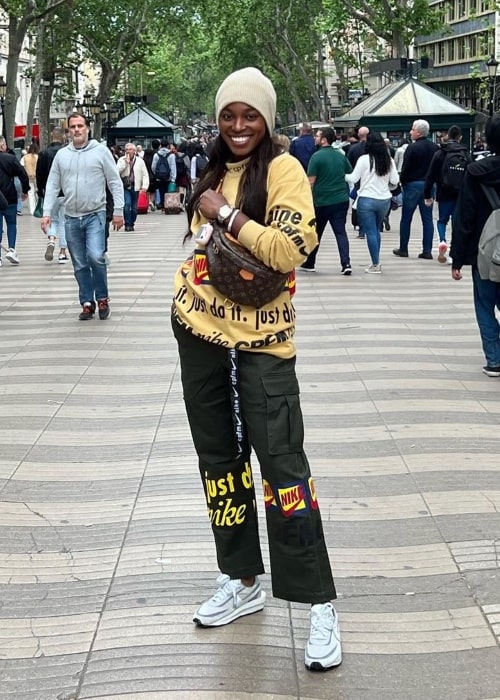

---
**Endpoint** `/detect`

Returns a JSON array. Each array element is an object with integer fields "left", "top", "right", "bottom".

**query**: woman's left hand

[{"left": 198, "top": 189, "right": 228, "bottom": 220}]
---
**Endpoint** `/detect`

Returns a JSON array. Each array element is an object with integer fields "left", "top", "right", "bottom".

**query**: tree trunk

[
  {"left": 4, "top": 16, "right": 25, "bottom": 147},
  {"left": 25, "top": 22, "right": 45, "bottom": 148}
]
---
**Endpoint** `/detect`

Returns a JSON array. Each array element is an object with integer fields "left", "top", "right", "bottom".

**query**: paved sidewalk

[{"left": 0, "top": 207, "right": 499, "bottom": 700}]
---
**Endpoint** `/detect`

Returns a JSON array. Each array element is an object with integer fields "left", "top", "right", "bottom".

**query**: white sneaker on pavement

[
  {"left": 45, "top": 241, "right": 55, "bottom": 261},
  {"left": 6, "top": 248, "right": 19, "bottom": 265},
  {"left": 438, "top": 241, "right": 448, "bottom": 264},
  {"left": 305, "top": 602, "right": 342, "bottom": 671},
  {"left": 193, "top": 574, "right": 266, "bottom": 627}
]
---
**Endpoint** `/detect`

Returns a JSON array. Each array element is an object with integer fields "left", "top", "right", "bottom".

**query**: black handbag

[
  {"left": 205, "top": 222, "right": 289, "bottom": 307},
  {"left": 121, "top": 175, "right": 131, "bottom": 189}
]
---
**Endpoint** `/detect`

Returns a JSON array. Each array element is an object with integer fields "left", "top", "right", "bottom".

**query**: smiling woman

[
  {"left": 218, "top": 103, "right": 267, "bottom": 160},
  {"left": 171, "top": 67, "right": 342, "bottom": 674}
]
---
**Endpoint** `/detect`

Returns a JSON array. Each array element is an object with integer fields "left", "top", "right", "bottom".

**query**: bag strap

[
  {"left": 228, "top": 348, "right": 245, "bottom": 459},
  {"left": 480, "top": 183, "right": 500, "bottom": 211}
]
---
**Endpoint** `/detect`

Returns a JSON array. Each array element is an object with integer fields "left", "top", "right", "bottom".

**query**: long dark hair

[
  {"left": 366, "top": 131, "right": 391, "bottom": 177},
  {"left": 186, "top": 133, "right": 281, "bottom": 234}
]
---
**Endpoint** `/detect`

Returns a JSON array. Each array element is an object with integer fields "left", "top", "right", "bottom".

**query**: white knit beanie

[{"left": 215, "top": 67, "right": 277, "bottom": 135}]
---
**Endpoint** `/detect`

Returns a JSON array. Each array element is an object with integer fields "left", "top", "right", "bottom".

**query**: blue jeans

[
  {"left": 65, "top": 211, "right": 108, "bottom": 305},
  {"left": 357, "top": 197, "right": 391, "bottom": 265},
  {"left": 437, "top": 200, "right": 456, "bottom": 242},
  {"left": 305, "top": 201, "right": 350, "bottom": 268},
  {"left": 472, "top": 268, "right": 500, "bottom": 367},
  {"left": 0, "top": 203, "right": 18, "bottom": 249},
  {"left": 124, "top": 188, "right": 139, "bottom": 227},
  {"left": 48, "top": 196, "right": 67, "bottom": 247},
  {"left": 399, "top": 181, "right": 434, "bottom": 253}
]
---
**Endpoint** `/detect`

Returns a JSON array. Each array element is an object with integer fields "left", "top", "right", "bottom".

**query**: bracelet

[{"left": 227, "top": 208, "right": 240, "bottom": 232}]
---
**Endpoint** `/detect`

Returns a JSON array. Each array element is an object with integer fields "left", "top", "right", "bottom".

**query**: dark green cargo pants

[{"left": 173, "top": 319, "right": 336, "bottom": 604}]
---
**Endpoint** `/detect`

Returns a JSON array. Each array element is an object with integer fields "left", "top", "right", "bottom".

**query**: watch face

[{"left": 218, "top": 205, "right": 232, "bottom": 222}]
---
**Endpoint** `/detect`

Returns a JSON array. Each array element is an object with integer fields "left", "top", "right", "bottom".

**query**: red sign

[{"left": 14, "top": 124, "right": 40, "bottom": 139}]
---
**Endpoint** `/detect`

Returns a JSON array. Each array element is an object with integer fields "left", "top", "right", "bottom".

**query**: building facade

[{"left": 416, "top": 0, "right": 498, "bottom": 120}]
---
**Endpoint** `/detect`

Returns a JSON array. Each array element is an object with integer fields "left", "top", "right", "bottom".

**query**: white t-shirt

[{"left": 345, "top": 154, "right": 399, "bottom": 200}]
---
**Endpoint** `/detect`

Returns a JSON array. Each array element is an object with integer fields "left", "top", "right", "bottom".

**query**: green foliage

[{"left": 322, "top": 0, "right": 444, "bottom": 57}]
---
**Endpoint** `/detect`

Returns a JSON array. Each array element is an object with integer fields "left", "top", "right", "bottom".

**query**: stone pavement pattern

[{"left": 0, "top": 206, "right": 499, "bottom": 700}]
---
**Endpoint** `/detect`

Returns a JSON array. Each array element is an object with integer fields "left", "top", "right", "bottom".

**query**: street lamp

[
  {"left": 487, "top": 55, "right": 498, "bottom": 117},
  {"left": 0, "top": 75, "right": 7, "bottom": 138}
]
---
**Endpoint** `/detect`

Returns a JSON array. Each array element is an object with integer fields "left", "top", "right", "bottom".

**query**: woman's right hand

[{"left": 197, "top": 189, "right": 229, "bottom": 220}]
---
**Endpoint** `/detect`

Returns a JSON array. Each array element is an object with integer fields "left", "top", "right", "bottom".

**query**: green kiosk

[{"left": 335, "top": 77, "right": 476, "bottom": 149}]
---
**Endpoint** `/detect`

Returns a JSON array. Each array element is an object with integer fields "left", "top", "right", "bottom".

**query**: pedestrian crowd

[{"left": 0, "top": 120, "right": 213, "bottom": 319}]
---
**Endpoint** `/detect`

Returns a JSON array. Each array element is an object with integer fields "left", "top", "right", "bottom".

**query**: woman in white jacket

[{"left": 346, "top": 132, "right": 399, "bottom": 273}]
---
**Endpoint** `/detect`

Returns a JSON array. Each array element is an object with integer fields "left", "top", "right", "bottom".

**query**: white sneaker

[
  {"left": 58, "top": 253, "right": 69, "bottom": 264},
  {"left": 193, "top": 574, "right": 266, "bottom": 627},
  {"left": 438, "top": 241, "right": 448, "bottom": 264},
  {"left": 305, "top": 602, "right": 342, "bottom": 671},
  {"left": 365, "top": 264, "right": 381, "bottom": 274},
  {"left": 6, "top": 248, "right": 19, "bottom": 265},
  {"left": 45, "top": 240, "right": 55, "bottom": 261}
]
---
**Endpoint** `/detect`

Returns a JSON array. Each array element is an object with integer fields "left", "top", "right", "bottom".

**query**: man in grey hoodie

[{"left": 41, "top": 112, "right": 124, "bottom": 320}]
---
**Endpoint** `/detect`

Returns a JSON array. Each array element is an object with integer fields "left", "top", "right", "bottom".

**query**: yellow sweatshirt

[{"left": 172, "top": 152, "right": 317, "bottom": 359}]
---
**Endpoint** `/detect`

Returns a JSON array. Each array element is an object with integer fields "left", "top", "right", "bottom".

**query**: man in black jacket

[
  {"left": 451, "top": 114, "right": 500, "bottom": 377},
  {"left": 36, "top": 126, "right": 68, "bottom": 263},
  {"left": 0, "top": 136, "right": 29, "bottom": 266},
  {"left": 393, "top": 119, "right": 439, "bottom": 259},
  {"left": 424, "top": 125, "right": 471, "bottom": 263}
]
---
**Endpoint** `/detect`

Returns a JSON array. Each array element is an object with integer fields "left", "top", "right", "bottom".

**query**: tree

[
  {"left": 322, "top": 0, "right": 444, "bottom": 59},
  {"left": 191, "top": 0, "right": 326, "bottom": 122},
  {"left": 0, "top": 0, "right": 68, "bottom": 145}
]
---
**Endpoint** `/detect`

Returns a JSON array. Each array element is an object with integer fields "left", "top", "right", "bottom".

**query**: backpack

[
  {"left": 477, "top": 184, "right": 500, "bottom": 282},
  {"left": 195, "top": 153, "right": 208, "bottom": 177},
  {"left": 175, "top": 154, "right": 187, "bottom": 178},
  {"left": 440, "top": 149, "right": 471, "bottom": 192},
  {"left": 155, "top": 153, "right": 170, "bottom": 181}
]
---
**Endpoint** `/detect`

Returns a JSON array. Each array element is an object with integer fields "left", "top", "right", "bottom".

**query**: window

[
  {"left": 449, "top": 40, "right": 456, "bottom": 61},
  {"left": 458, "top": 37, "right": 467, "bottom": 60},
  {"left": 439, "top": 42, "right": 446, "bottom": 63},
  {"left": 469, "top": 34, "right": 478, "bottom": 57},
  {"left": 470, "top": 0, "right": 477, "bottom": 12},
  {"left": 458, "top": 0, "right": 466, "bottom": 16}
]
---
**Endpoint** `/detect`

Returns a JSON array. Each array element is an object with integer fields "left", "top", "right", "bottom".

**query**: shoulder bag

[{"left": 205, "top": 221, "right": 289, "bottom": 308}]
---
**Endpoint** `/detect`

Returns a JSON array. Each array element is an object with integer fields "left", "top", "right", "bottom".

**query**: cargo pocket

[{"left": 262, "top": 372, "right": 304, "bottom": 455}]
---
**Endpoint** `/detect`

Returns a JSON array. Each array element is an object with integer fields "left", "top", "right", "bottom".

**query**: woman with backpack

[
  {"left": 424, "top": 125, "right": 471, "bottom": 263},
  {"left": 152, "top": 139, "right": 176, "bottom": 211},
  {"left": 172, "top": 144, "right": 192, "bottom": 210},
  {"left": 190, "top": 144, "right": 209, "bottom": 187}
]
